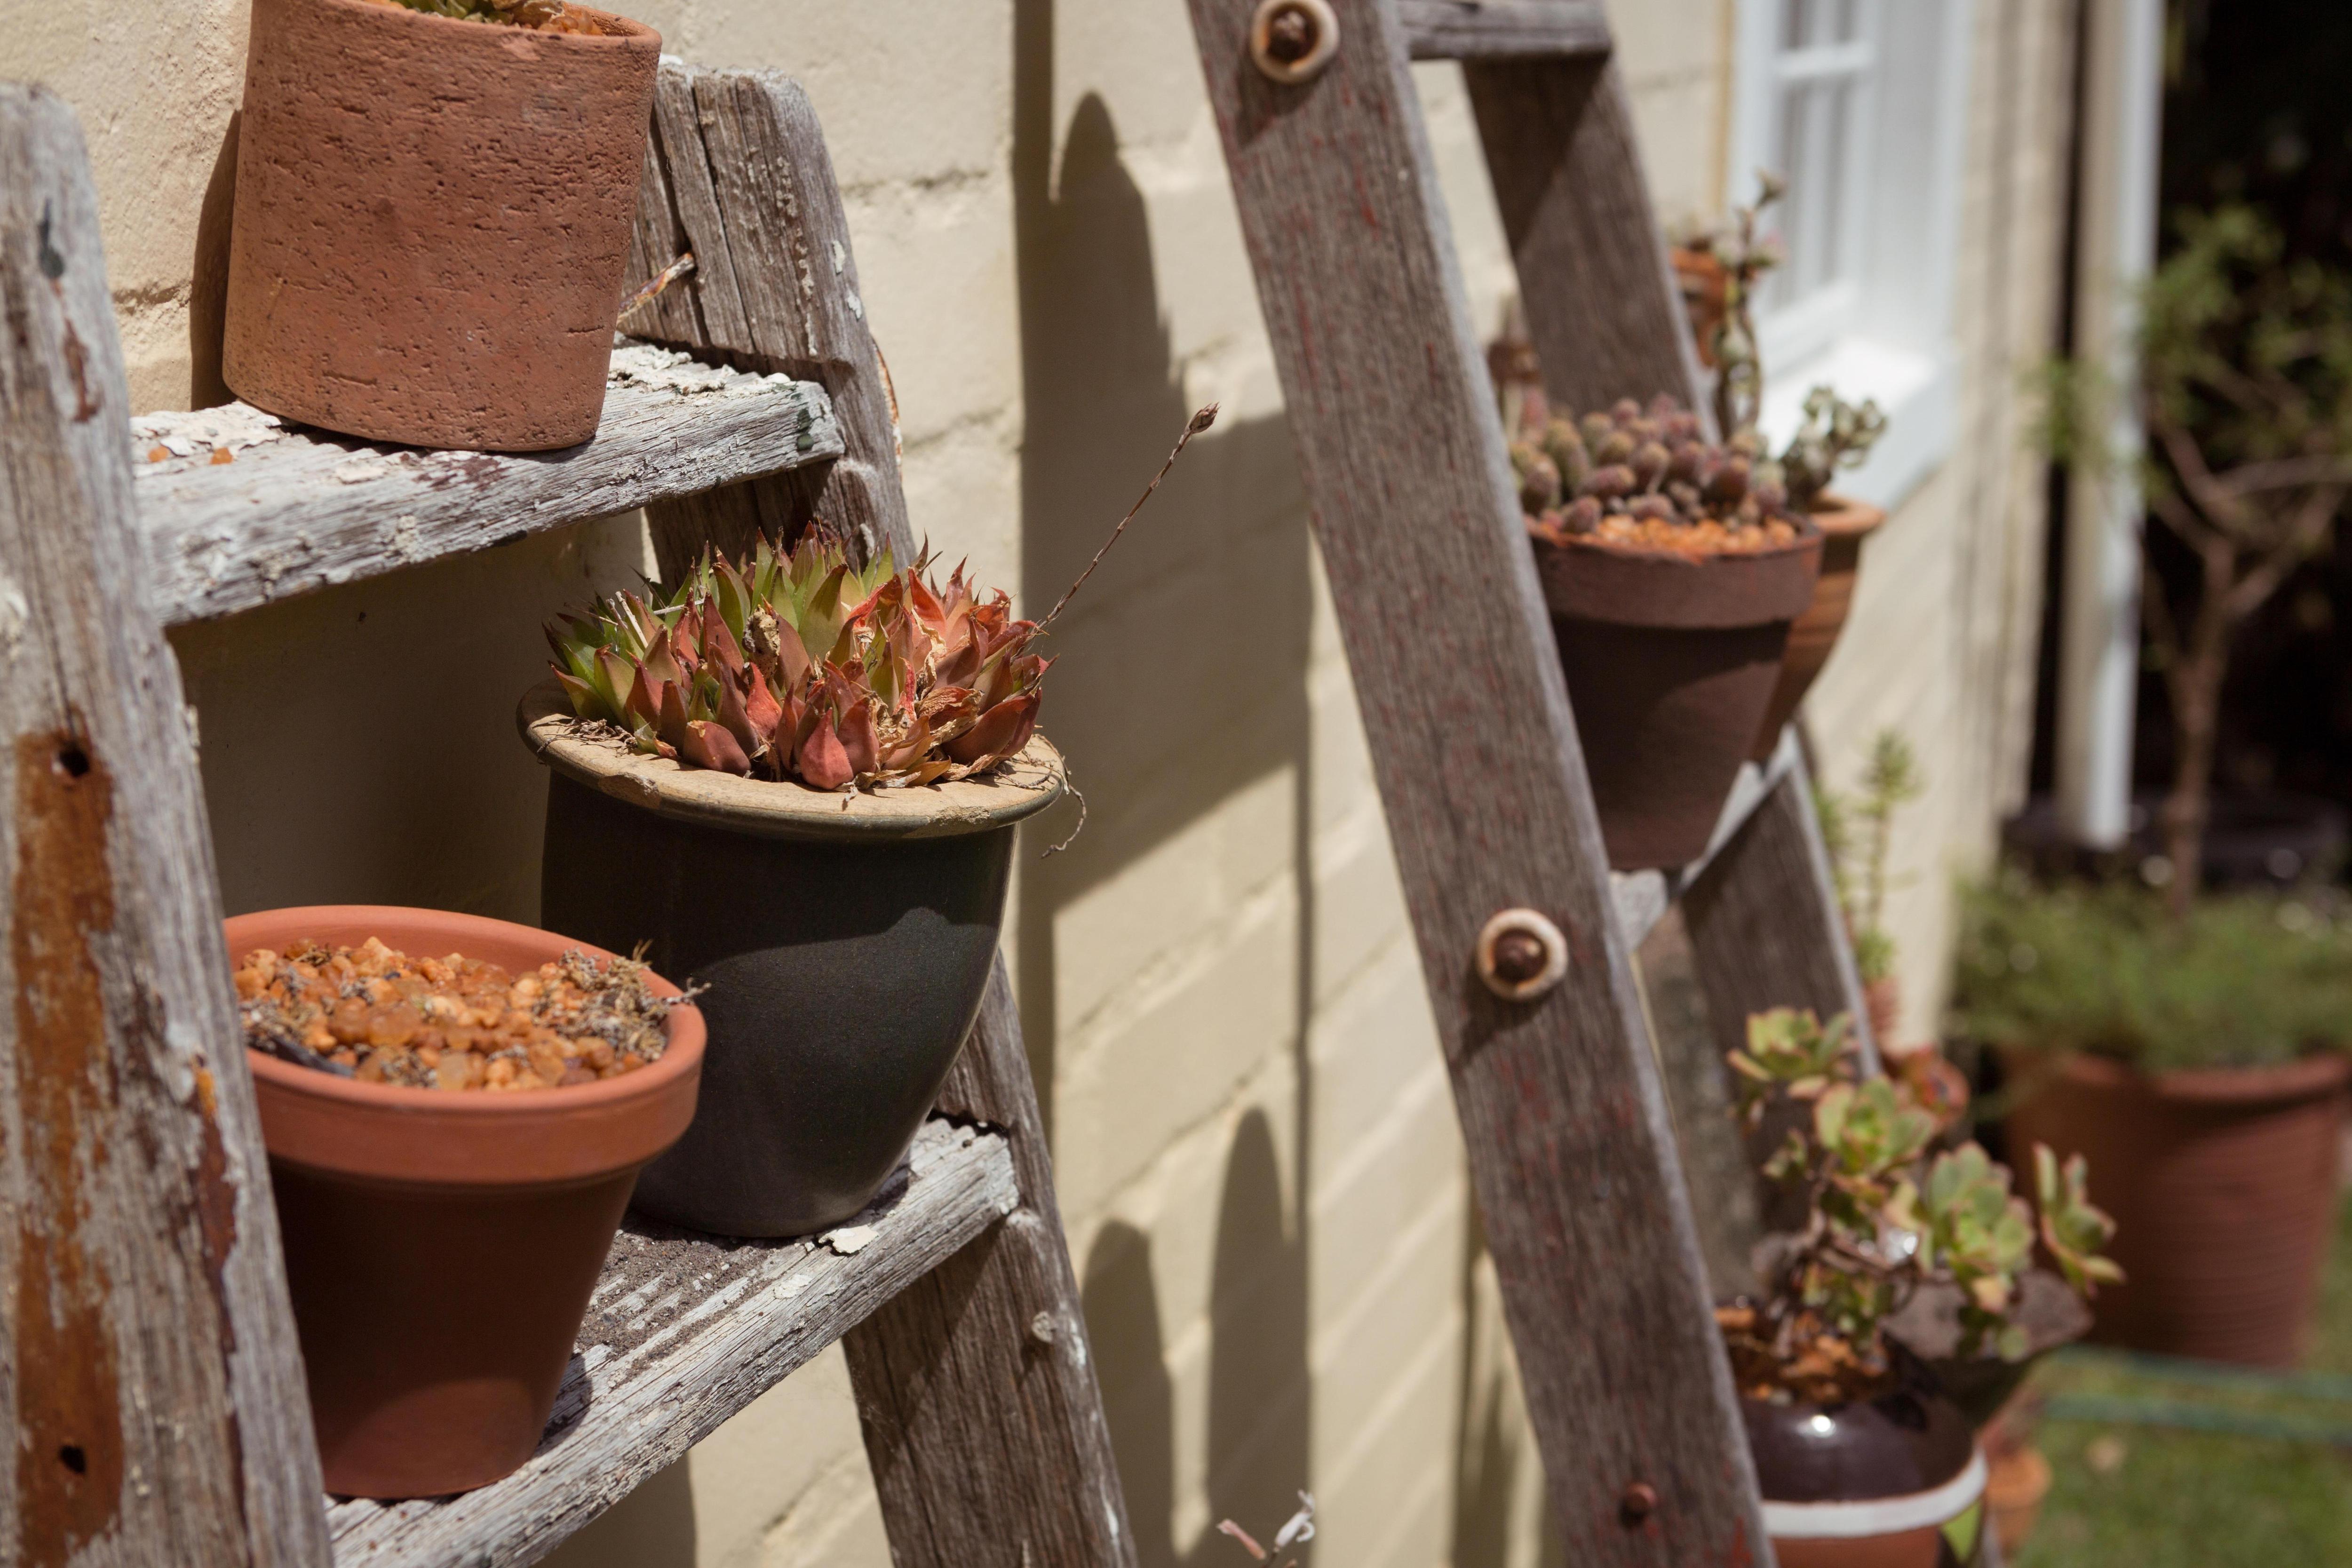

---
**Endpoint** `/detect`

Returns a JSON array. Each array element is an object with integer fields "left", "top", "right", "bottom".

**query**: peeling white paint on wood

[
  {"left": 130, "top": 345, "right": 843, "bottom": 628},
  {"left": 322, "top": 1118, "right": 1016, "bottom": 1568}
]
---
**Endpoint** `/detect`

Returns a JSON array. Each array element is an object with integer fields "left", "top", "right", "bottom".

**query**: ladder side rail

[
  {"left": 1184, "top": 6, "right": 1771, "bottom": 1563},
  {"left": 0, "top": 84, "right": 332, "bottom": 1567},
  {"left": 622, "top": 64, "right": 1139, "bottom": 1568},
  {"left": 1463, "top": 55, "right": 1717, "bottom": 430},
  {"left": 1681, "top": 736, "right": 1881, "bottom": 1247}
]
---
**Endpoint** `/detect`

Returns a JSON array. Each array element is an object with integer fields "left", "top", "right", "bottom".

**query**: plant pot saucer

[{"left": 517, "top": 678, "right": 1066, "bottom": 843}]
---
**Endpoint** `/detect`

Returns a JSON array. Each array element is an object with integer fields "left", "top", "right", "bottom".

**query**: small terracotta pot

[
  {"left": 1536, "top": 527, "right": 1822, "bottom": 870},
  {"left": 1745, "top": 1384, "right": 1987, "bottom": 1568},
  {"left": 224, "top": 0, "right": 661, "bottom": 450},
  {"left": 1749, "top": 493, "right": 1886, "bottom": 761},
  {"left": 231, "top": 905, "right": 704, "bottom": 1499},
  {"left": 519, "top": 683, "right": 1065, "bottom": 1237},
  {"left": 1985, "top": 1443, "right": 2050, "bottom": 1560},
  {"left": 2004, "top": 1050, "right": 2350, "bottom": 1366}
]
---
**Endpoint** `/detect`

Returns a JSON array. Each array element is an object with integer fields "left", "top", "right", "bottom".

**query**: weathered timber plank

[
  {"left": 0, "top": 84, "right": 332, "bottom": 1567},
  {"left": 1682, "top": 742, "right": 1878, "bottom": 1242},
  {"left": 132, "top": 344, "right": 840, "bottom": 627},
  {"left": 1464, "top": 55, "right": 1714, "bottom": 430},
  {"left": 623, "top": 64, "right": 1139, "bottom": 1568},
  {"left": 323, "top": 1119, "right": 1017, "bottom": 1568},
  {"left": 1401, "top": 0, "right": 1613, "bottom": 60},
  {"left": 844, "top": 968, "right": 1139, "bottom": 1568},
  {"left": 628, "top": 62, "right": 911, "bottom": 571},
  {"left": 1182, "top": 4, "right": 1771, "bottom": 1563}
]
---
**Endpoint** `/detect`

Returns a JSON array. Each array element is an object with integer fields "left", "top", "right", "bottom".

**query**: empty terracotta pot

[
  {"left": 224, "top": 0, "right": 661, "bottom": 450},
  {"left": 2004, "top": 1050, "right": 2350, "bottom": 1366},
  {"left": 232, "top": 905, "right": 704, "bottom": 1499},
  {"left": 519, "top": 683, "right": 1065, "bottom": 1237},
  {"left": 1537, "top": 528, "right": 1822, "bottom": 870},
  {"left": 1750, "top": 493, "right": 1886, "bottom": 761},
  {"left": 1745, "top": 1382, "right": 1987, "bottom": 1568}
]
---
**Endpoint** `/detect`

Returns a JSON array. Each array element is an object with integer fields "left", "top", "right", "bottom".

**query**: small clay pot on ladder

[
  {"left": 2003, "top": 1049, "right": 2351, "bottom": 1366},
  {"left": 223, "top": 0, "right": 661, "bottom": 450},
  {"left": 1744, "top": 1378, "right": 1989, "bottom": 1568},
  {"left": 232, "top": 905, "right": 705, "bottom": 1499},
  {"left": 518, "top": 681, "right": 1065, "bottom": 1238},
  {"left": 1535, "top": 525, "right": 1822, "bottom": 870},
  {"left": 1749, "top": 492, "right": 1887, "bottom": 761}
]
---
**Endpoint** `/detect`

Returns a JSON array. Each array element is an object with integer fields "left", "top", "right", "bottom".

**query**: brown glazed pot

[
  {"left": 1537, "top": 527, "right": 1822, "bottom": 870},
  {"left": 224, "top": 0, "right": 661, "bottom": 450},
  {"left": 230, "top": 905, "right": 704, "bottom": 1498},
  {"left": 1745, "top": 1382, "right": 1987, "bottom": 1568},
  {"left": 1750, "top": 493, "right": 1886, "bottom": 761},
  {"left": 2004, "top": 1050, "right": 2351, "bottom": 1366}
]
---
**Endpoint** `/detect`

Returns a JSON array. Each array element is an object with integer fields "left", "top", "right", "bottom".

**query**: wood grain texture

[
  {"left": 1400, "top": 0, "right": 1612, "bottom": 60},
  {"left": 626, "top": 61, "right": 912, "bottom": 573},
  {"left": 0, "top": 84, "right": 332, "bottom": 1568},
  {"left": 1681, "top": 748, "right": 1879, "bottom": 1238},
  {"left": 1183, "top": 4, "right": 1770, "bottom": 1562},
  {"left": 133, "top": 345, "right": 841, "bottom": 627},
  {"left": 623, "top": 64, "right": 1139, "bottom": 1568},
  {"left": 323, "top": 1119, "right": 1017, "bottom": 1568},
  {"left": 1464, "top": 56, "right": 1714, "bottom": 431}
]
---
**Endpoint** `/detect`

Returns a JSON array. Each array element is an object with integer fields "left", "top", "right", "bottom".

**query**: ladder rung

[
  {"left": 322, "top": 1118, "right": 1014, "bottom": 1568},
  {"left": 1399, "top": 0, "right": 1613, "bottom": 62},
  {"left": 133, "top": 343, "right": 842, "bottom": 629}
]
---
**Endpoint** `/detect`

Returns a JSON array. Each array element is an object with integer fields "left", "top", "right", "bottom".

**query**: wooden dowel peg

[
  {"left": 1476, "top": 907, "right": 1569, "bottom": 1002},
  {"left": 1250, "top": 0, "right": 1340, "bottom": 83}
]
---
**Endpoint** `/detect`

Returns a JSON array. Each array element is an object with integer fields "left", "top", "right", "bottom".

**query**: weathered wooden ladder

[
  {"left": 0, "top": 64, "right": 1136, "bottom": 1568},
  {"left": 1185, "top": 2, "right": 1881, "bottom": 1563}
]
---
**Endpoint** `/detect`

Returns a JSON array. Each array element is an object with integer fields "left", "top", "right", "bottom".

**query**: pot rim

[
  {"left": 231, "top": 905, "right": 705, "bottom": 1185},
  {"left": 517, "top": 677, "right": 1068, "bottom": 842},
  {"left": 308, "top": 0, "right": 660, "bottom": 50},
  {"left": 1760, "top": 1448, "right": 1986, "bottom": 1540},
  {"left": 1536, "top": 512, "right": 1823, "bottom": 571},
  {"left": 1808, "top": 491, "right": 1887, "bottom": 539},
  {"left": 2005, "top": 1044, "right": 2352, "bottom": 1106}
]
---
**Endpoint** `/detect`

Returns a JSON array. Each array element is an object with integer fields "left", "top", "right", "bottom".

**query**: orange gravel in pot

[{"left": 235, "top": 936, "right": 678, "bottom": 1090}]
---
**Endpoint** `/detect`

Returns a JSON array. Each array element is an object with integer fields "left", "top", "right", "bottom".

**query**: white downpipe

[{"left": 2054, "top": 0, "right": 2162, "bottom": 849}]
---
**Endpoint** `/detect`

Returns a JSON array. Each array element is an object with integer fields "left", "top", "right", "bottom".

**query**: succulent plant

[
  {"left": 1721, "top": 1007, "right": 2119, "bottom": 1401},
  {"left": 1777, "top": 386, "right": 1888, "bottom": 509},
  {"left": 1672, "top": 171, "right": 1787, "bottom": 436},
  {"left": 1509, "top": 391, "right": 1799, "bottom": 543},
  {"left": 371, "top": 0, "right": 589, "bottom": 31},
  {"left": 547, "top": 537, "right": 1048, "bottom": 790}
]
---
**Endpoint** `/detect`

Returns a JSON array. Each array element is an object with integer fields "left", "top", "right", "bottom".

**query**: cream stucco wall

[{"left": 2, "top": 3, "right": 2072, "bottom": 1565}]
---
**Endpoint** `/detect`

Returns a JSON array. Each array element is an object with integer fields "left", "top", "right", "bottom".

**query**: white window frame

[{"left": 1728, "top": 0, "right": 1975, "bottom": 509}]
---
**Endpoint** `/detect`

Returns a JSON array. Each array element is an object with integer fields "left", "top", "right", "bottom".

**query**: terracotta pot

[
  {"left": 230, "top": 905, "right": 704, "bottom": 1499},
  {"left": 1749, "top": 493, "right": 1885, "bottom": 761},
  {"left": 2004, "top": 1050, "right": 2350, "bottom": 1366},
  {"left": 224, "top": 0, "right": 661, "bottom": 450},
  {"left": 519, "top": 682, "right": 1065, "bottom": 1237},
  {"left": 1536, "top": 528, "right": 1822, "bottom": 870},
  {"left": 1745, "top": 1382, "right": 1987, "bottom": 1568},
  {"left": 1985, "top": 1443, "right": 2050, "bottom": 1560}
]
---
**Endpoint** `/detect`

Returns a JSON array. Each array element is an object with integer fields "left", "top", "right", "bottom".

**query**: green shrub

[{"left": 1950, "top": 873, "right": 2352, "bottom": 1072}]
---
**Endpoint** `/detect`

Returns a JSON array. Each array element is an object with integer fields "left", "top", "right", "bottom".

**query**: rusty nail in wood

[
  {"left": 1474, "top": 908, "right": 1568, "bottom": 1002},
  {"left": 1619, "top": 1481, "right": 1658, "bottom": 1522},
  {"left": 1248, "top": 0, "right": 1340, "bottom": 85}
]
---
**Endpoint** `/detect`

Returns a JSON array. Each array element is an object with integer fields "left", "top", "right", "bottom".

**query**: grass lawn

[{"left": 2016, "top": 1193, "right": 2352, "bottom": 1566}]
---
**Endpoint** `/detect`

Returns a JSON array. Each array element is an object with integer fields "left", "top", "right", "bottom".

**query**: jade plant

[
  {"left": 1510, "top": 393, "right": 1802, "bottom": 547},
  {"left": 1719, "top": 1008, "right": 2120, "bottom": 1402},
  {"left": 1779, "top": 386, "right": 1889, "bottom": 510}
]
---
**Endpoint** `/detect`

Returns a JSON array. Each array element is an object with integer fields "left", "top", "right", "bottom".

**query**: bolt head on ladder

[{"left": 1249, "top": 0, "right": 1340, "bottom": 83}]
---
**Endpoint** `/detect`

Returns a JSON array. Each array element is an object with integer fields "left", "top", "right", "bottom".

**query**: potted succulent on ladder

[
  {"left": 224, "top": 0, "right": 661, "bottom": 450},
  {"left": 523, "top": 412, "right": 1212, "bottom": 1237},
  {"left": 1512, "top": 395, "right": 1823, "bottom": 869},
  {"left": 1670, "top": 175, "right": 1892, "bottom": 760},
  {"left": 229, "top": 906, "right": 706, "bottom": 1498},
  {"left": 1720, "top": 1008, "right": 2118, "bottom": 1568}
]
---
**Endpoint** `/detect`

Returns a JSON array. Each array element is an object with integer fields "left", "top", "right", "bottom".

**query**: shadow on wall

[
  {"left": 1084, "top": 1112, "right": 1309, "bottom": 1568},
  {"left": 1013, "top": 0, "right": 1321, "bottom": 1556}
]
